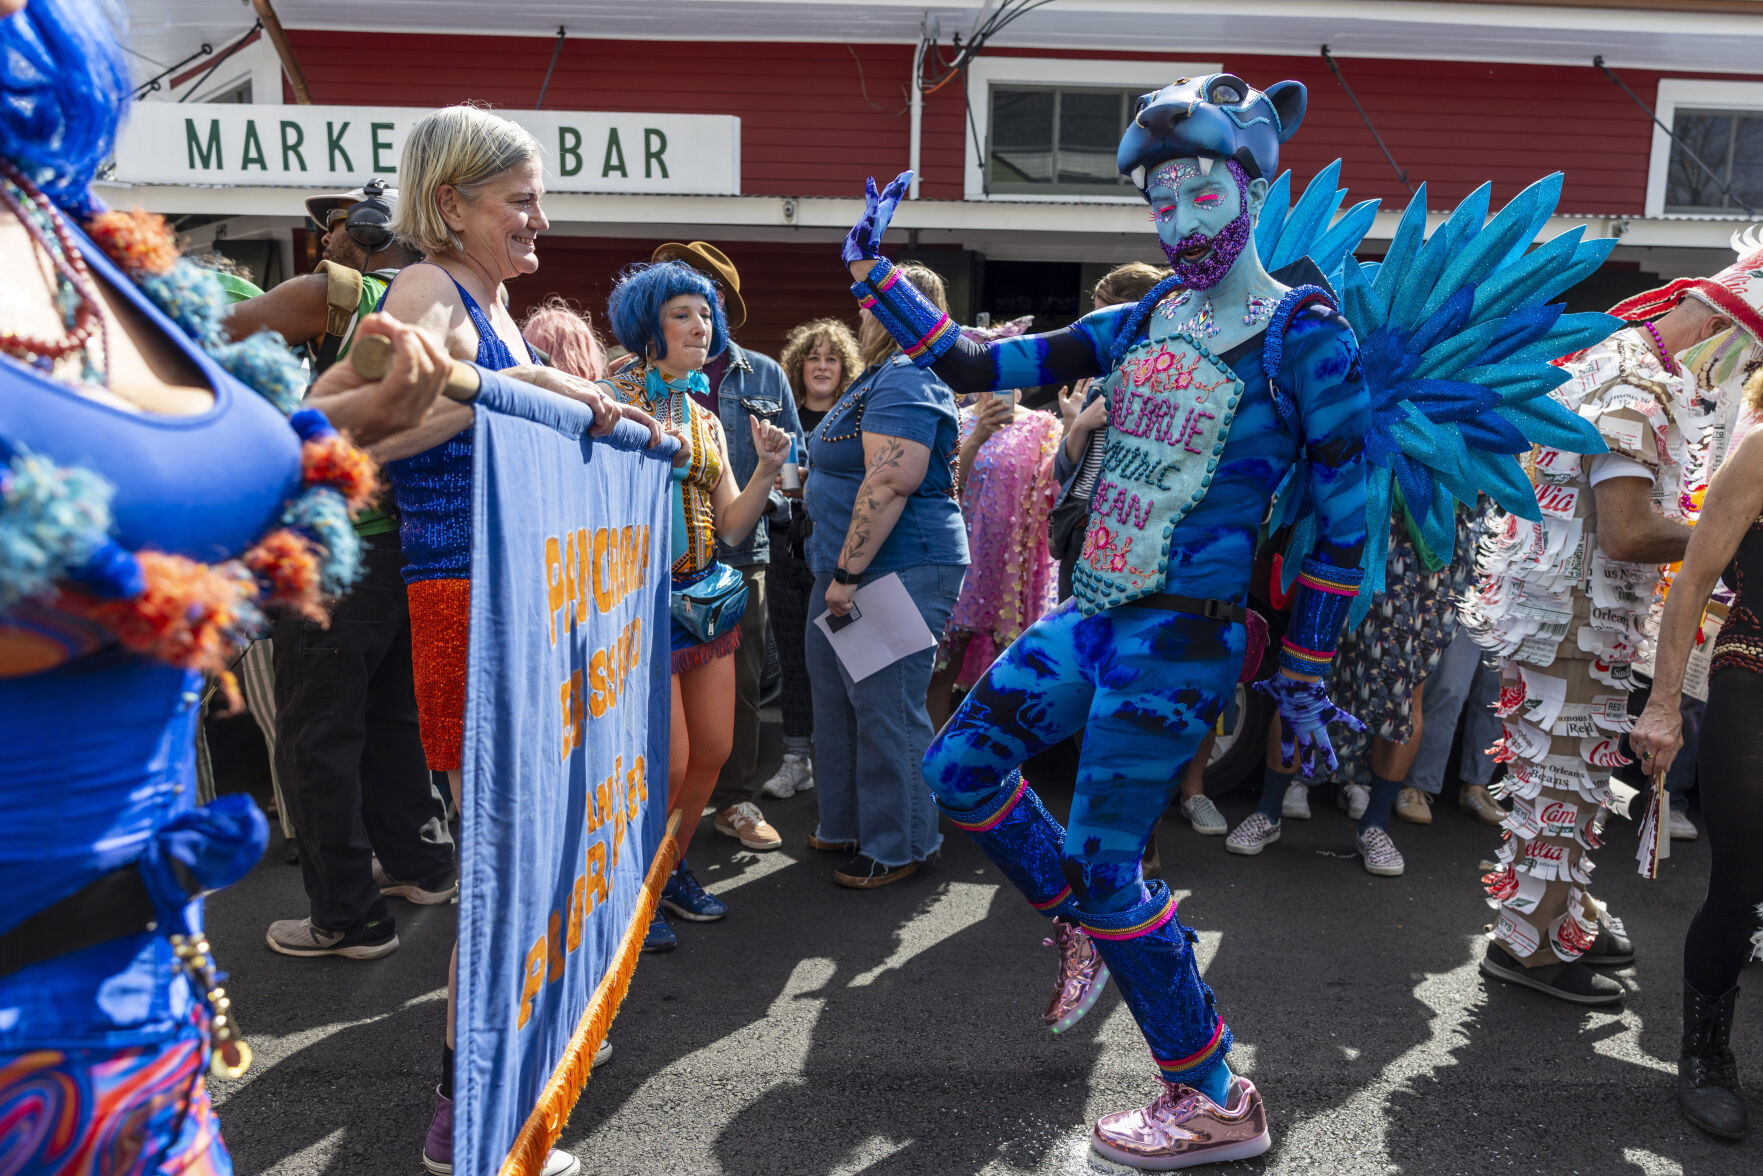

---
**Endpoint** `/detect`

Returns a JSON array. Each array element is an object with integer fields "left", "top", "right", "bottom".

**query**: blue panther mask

[{"left": 1116, "top": 74, "right": 1306, "bottom": 193}]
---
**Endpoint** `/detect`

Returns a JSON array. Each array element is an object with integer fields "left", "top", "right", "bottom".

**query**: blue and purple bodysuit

[{"left": 856, "top": 257, "right": 1370, "bottom": 1090}]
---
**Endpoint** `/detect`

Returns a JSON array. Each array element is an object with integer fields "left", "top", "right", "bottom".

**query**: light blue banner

[{"left": 455, "top": 374, "right": 674, "bottom": 1175}]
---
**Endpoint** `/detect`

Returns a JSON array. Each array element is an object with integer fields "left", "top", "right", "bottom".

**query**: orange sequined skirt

[{"left": 407, "top": 578, "right": 470, "bottom": 770}]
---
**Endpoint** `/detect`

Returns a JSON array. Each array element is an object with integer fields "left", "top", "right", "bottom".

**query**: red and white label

[
  {"left": 1535, "top": 484, "right": 1580, "bottom": 519},
  {"left": 1579, "top": 736, "right": 1632, "bottom": 768}
]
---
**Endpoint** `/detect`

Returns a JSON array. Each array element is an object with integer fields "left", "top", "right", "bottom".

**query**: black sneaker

[
  {"left": 266, "top": 915, "right": 399, "bottom": 959},
  {"left": 1581, "top": 923, "right": 1635, "bottom": 967},
  {"left": 833, "top": 854, "right": 918, "bottom": 890},
  {"left": 1479, "top": 942, "right": 1622, "bottom": 1005}
]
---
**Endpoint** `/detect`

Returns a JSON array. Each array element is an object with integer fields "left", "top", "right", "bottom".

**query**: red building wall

[{"left": 287, "top": 30, "right": 1757, "bottom": 214}]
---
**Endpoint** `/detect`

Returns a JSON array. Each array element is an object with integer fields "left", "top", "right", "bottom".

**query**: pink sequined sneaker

[
  {"left": 1042, "top": 919, "right": 1110, "bottom": 1033},
  {"left": 1091, "top": 1075, "right": 1270, "bottom": 1170}
]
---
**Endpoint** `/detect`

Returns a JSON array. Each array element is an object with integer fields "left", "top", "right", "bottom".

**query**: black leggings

[{"left": 1683, "top": 666, "right": 1763, "bottom": 994}]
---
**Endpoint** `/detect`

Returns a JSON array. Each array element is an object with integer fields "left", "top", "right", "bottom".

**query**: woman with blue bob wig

[{"left": 599, "top": 260, "right": 793, "bottom": 947}]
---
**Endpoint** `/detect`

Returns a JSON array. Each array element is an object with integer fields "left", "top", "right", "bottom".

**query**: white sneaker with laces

[
  {"left": 1181, "top": 794, "right": 1228, "bottom": 836},
  {"left": 1668, "top": 807, "right": 1699, "bottom": 841},
  {"left": 1356, "top": 826, "right": 1405, "bottom": 876},
  {"left": 1225, "top": 812, "right": 1281, "bottom": 855},
  {"left": 759, "top": 752, "right": 814, "bottom": 799},
  {"left": 1338, "top": 782, "right": 1370, "bottom": 821},
  {"left": 1281, "top": 781, "right": 1312, "bottom": 820}
]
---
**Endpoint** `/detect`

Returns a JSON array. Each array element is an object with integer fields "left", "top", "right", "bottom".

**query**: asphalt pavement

[{"left": 203, "top": 722, "right": 1760, "bottom": 1176}]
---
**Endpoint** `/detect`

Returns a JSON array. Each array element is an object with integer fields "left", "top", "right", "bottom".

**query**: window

[
  {"left": 961, "top": 58, "right": 1220, "bottom": 202},
  {"left": 1663, "top": 108, "right": 1763, "bottom": 213},
  {"left": 987, "top": 85, "right": 1140, "bottom": 195}
]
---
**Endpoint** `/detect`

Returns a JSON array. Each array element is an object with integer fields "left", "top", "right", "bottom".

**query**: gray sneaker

[
  {"left": 1281, "top": 781, "right": 1312, "bottom": 819},
  {"left": 372, "top": 857, "right": 459, "bottom": 905},
  {"left": 1337, "top": 782, "right": 1370, "bottom": 821},
  {"left": 266, "top": 915, "right": 399, "bottom": 959},
  {"left": 1180, "top": 794, "right": 1228, "bottom": 836},
  {"left": 1225, "top": 812, "right": 1281, "bottom": 855}
]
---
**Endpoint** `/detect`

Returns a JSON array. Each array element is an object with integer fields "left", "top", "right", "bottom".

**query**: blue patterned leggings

[
  {"left": 922, "top": 599, "right": 1244, "bottom": 1083},
  {"left": 924, "top": 599, "right": 1242, "bottom": 909}
]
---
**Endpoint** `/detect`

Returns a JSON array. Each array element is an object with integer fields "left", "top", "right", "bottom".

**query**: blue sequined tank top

[{"left": 384, "top": 268, "right": 535, "bottom": 584}]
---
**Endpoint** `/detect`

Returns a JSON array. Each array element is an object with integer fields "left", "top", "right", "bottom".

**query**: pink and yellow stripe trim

[
  {"left": 1154, "top": 1016, "right": 1227, "bottom": 1077},
  {"left": 1030, "top": 885, "right": 1074, "bottom": 912},
  {"left": 1295, "top": 567, "right": 1362, "bottom": 596},
  {"left": 903, "top": 315, "right": 957, "bottom": 360},
  {"left": 947, "top": 774, "right": 1030, "bottom": 832},
  {"left": 1080, "top": 890, "right": 1179, "bottom": 941}
]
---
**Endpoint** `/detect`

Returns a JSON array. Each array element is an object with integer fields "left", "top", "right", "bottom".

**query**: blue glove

[
  {"left": 1254, "top": 674, "right": 1366, "bottom": 777},
  {"left": 841, "top": 170, "right": 914, "bottom": 264}
]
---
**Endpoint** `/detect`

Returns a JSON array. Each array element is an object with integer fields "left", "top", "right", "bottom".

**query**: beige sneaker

[
  {"left": 1395, "top": 787, "right": 1433, "bottom": 825},
  {"left": 714, "top": 802, "right": 782, "bottom": 851},
  {"left": 1458, "top": 783, "right": 1506, "bottom": 826}
]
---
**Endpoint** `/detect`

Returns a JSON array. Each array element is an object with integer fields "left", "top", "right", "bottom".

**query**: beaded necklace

[
  {"left": 0, "top": 164, "right": 109, "bottom": 388},
  {"left": 1640, "top": 319, "right": 1678, "bottom": 375}
]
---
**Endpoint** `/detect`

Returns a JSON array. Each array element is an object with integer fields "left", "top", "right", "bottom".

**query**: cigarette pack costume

[{"left": 842, "top": 74, "right": 1614, "bottom": 1168}]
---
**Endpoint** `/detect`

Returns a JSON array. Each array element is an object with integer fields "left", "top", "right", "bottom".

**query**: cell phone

[{"left": 827, "top": 606, "right": 862, "bottom": 632}]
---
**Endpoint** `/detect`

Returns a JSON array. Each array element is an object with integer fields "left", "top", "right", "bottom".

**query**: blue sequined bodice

[{"left": 383, "top": 270, "right": 534, "bottom": 583}]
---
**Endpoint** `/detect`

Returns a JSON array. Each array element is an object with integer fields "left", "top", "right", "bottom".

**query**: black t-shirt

[{"left": 799, "top": 406, "right": 828, "bottom": 433}]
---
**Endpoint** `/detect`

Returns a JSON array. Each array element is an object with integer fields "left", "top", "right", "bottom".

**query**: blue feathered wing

[{"left": 1258, "top": 165, "right": 1618, "bottom": 623}]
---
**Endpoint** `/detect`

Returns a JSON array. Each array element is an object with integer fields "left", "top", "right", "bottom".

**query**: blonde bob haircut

[
  {"left": 859, "top": 263, "right": 949, "bottom": 369},
  {"left": 393, "top": 104, "right": 542, "bottom": 255}
]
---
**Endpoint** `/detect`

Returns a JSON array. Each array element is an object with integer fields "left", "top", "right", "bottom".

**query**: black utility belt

[
  {"left": 0, "top": 860, "right": 196, "bottom": 980},
  {"left": 1126, "top": 593, "right": 1248, "bottom": 625}
]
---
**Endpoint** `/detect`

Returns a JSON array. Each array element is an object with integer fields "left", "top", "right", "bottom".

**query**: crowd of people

[{"left": 4, "top": 2, "right": 1762, "bottom": 1170}]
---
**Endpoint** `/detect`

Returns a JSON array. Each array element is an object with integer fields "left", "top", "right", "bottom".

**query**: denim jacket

[{"left": 715, "top": 341, "right": 802, "bottom": 567}]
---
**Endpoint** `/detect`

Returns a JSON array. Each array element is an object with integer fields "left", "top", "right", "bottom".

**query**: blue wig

[
  {"left": 0, "top": 0, "right": 131, "bottom": 216},
  {"left": 606, "top": 261, "right": 729, "bottom": 365}
]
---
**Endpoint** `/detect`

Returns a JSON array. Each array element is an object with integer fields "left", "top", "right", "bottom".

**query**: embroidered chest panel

[
  {"left": 1073, "top": 330, "right": 1245, "bottom": 614},
  {"left": 606, "top": 369, "right": 723, "bottom": 575}
]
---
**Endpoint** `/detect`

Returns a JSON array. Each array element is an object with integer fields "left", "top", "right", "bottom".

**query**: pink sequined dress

[{"left": 947, "top": 405, "right": 1061, "bottom": 688}]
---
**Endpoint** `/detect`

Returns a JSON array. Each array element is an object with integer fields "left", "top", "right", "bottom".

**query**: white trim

[
  {"left": 1644, "top": 78, "right": 1763, "bottom": 220},
  {"left": 960, "top": 56, "right": 1220, "bottom": 203}
]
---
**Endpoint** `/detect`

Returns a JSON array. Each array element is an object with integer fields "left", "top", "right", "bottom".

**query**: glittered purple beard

[{"left": 1155, "top": 158, "right": 1254, "bottom": 291}]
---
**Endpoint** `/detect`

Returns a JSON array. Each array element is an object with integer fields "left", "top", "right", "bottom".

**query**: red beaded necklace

[{"left": 0, "top": 161, "right": 109, "bottom": 386}]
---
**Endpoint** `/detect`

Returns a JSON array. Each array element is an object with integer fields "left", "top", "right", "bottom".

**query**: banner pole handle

[{"left": 349, "top": 333, "right": 482, "bottom": 402}]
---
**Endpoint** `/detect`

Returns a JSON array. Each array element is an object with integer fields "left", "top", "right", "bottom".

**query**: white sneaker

[
  {"left": 1356, "top": 826, "right": 1405, "bottom": 877},
  {"left": 1337, "top": 782, "right": 1370, "bottom": 821},
  {"left": 759, "top": 752, "right": 814, "bottom": 799},
  {"left": 1181, "top": 794, "right": 1228, "bottom": 836},
  {"left": 1281, "top": 781, "right": 1312, "bottom": 820},
  {"left": 1225, "top": 812, "right": 1281, "bottom": 855},
  {"left": 1668, "top": 807, "right": 1699, "bottom": 841}
]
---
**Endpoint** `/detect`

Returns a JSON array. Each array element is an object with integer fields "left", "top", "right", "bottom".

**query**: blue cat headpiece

[{"left": 1117, "top": 75, "right": 1306, "bottom": 193}]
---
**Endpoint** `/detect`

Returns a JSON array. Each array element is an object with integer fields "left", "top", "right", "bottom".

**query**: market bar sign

[{"left": 113, "top": 103, "right": 741, "bottom": 195}]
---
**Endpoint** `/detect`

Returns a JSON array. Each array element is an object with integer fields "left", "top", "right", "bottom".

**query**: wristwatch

[{"left": 833, "top": 566, "right": 862, "bottom": 585}]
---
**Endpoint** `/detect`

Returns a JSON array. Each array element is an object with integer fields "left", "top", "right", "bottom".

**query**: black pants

[
  {"left": 767, "top": 534, "right": 816, "bottom": 741},
  {"left": 1683, "top": 665, "right": 1763, "bottom": 995},
  {"left": 273, "top": 534, "right": 454, "bottom": 932}
]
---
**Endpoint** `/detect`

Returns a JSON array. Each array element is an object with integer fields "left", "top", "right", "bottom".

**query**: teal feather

[
  {"left": 1470, "top": 227, "right": 1588, "bottom": 323},
  {"left": 1338, "top": 257, "right": 1387, "bottom": 338},
  {"left": 1420, "top": 174, "right": 1563, "bottom": 322},
  {"left": 1372, "top": 184, "right": 1429, "bottom": 306},
  {"left": 1254, "top": 169, "right": 1293, "bottom": 261},
  {"left": 1499, "top": 400, "right": 1608, "bottom": 455},
  {"left": 1309, "top": 199, "right": 1380, "bottom": 276},
  {"left": 1269, "top": 159, "right": 1346, "bottom": 270},
  {"left": 1390, "top": 183, "right": 1491, "bottom": 334}
]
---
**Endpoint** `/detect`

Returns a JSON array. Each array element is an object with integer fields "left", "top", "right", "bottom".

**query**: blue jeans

[
  {"left": 1409, "top": 626, "right": 1501, "bottom": 795},
  {"left": 806, "top": 563, "right": 963, "bottom": 867}
]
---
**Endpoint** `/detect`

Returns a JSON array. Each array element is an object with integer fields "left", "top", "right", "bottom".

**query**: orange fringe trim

[
  {"left": 498, "top": 811, "right": 683, "bottom": 1176},
  {"left": 302, "top": 435, "right": 380, "bottom": 514},
  {"left": 85, "top": 209, "right": 181, "bottom": 276},
  {"left": 59, "top": 551, "right": 255, "bottom": 677},
  {"left": 243, "top": 529, "right": 325, "bottom": 621}
]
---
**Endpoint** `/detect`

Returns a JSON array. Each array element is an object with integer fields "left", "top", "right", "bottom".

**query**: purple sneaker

[
  {"left": 424, "top": 1087, "right": 581, "bottom": 1175},
  {"left": 1042, "top": 919, "right": 1110, "bottom": 1034}
]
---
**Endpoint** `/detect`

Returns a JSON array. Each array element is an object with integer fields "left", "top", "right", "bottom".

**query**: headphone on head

[{"left": 344, "top": 179, "right": 395, "bottom": 252}]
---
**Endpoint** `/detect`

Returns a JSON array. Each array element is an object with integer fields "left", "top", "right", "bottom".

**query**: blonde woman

[
  {"left": 365, "top": 104, "right": 651, "bottom": 1176},
  {"left": 760, "top": 317, "right": 862, "bottom": 799}
]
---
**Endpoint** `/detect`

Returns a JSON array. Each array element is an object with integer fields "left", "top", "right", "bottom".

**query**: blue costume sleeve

[
  {"left": 852, "top": 258, "right": 1124, "bottom": 394},
  {"left": 1274, "top": 305, "right": 1371, "bottom": 679}
]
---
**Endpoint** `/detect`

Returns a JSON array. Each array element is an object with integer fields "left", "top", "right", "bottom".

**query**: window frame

[
  {"left": 962, "top": 56, "right": 1221, "bottom": 204},
  {"left": 1645, "top": 79, "right": 1763, "bottom": 219}
]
